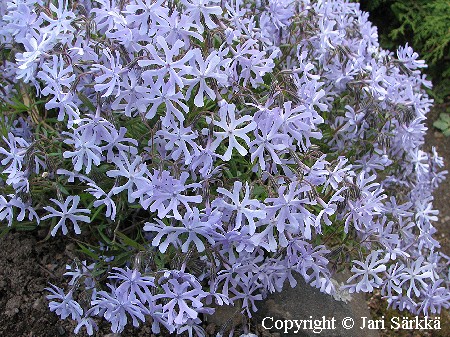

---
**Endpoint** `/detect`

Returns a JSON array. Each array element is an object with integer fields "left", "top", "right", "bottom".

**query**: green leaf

[
  {"left": 115, "top": 231, "right": 145, "bottom": 250},
  {"left": 77, "top": 243, "right": 100, "bottom": 260},
  {"left": 252, "top": 185, "right": 267, "bottom": 199},
  {"left": 77, "top": 92, "right": 96, "bottom": 112},
  {"left": 113, "top": 250, "right": 133, "bottom": 266},
  {"left": 57, "top": 183, "right": 71, "bottom": 196},
  {"left": 91, "top": 204, "right": 106, "bottom": 223},
  {"left": 96, "top": 225, "right": 113, "bottom": 244},
  {"left": 0, "top": 226, "right": 11, "bottom": 239},
  {"left": 440, "top": 113, "right": 450, "bottom": 122},
  {"left": 433, "top": 120, "right": 449, "bottom": 131}
]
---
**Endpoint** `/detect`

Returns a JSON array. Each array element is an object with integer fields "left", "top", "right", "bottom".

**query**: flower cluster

[{"left": 0, "top": 0, "right": 449, "bottom": 335}]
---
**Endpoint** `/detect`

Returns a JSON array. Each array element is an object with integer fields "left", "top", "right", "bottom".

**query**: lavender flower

[
  {"left": 213, "top": 181, "right": 266, "bottom": 235},
  {"left": 208, "top": 102, "right": 257, "bottom": 161},
  {"left": 344, "top": 251, "right": 389, "bottom": 293},
  {"left": 155, "top": 270, "right": 209, "bottom": 325},
  {"left": 91, "top": 284, "right": 147, "bottom": 333},
  {"left": 46, "top": 284, "right": 83, "bottom": 321},
  {"left": 41, "top": 196, "right": 91, "bottom": 236}
]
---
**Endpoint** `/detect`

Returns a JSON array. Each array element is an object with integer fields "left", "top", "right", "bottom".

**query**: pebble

[
  {"left": 46, "top": 263, "right": 57, "bottom": 271},
  {"left": 57, "top": 325, "right": 65, "bottom": 336},
  {"left": 32, "top": 298, "right": 42, "bottom": 309},
  {"left": 64, "top": 243, "right": 77, "bottom": 259}
]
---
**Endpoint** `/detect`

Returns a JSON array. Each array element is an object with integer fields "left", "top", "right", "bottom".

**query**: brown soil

[{"left": 0, "top": 231, "right": 73, "bottom": 337}]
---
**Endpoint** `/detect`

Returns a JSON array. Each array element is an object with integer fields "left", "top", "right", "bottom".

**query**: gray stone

[{"left": 253, "top": 272, "right": 380, "bottom": 337}]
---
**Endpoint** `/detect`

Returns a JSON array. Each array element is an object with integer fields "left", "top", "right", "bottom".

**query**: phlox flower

[
  {"left": 185, "top": 50, "right": 228, "bottom": 107},
  {"left": 9, "top": 195, "right": 40, "bottom": 224},
  {"left": 286, "top": 240, "right": 332, "bottom": 291},
  {"left": 265, "top": 0, "right": 294, "bottom": 29},
  {"left": 38, "top": 55, "right": 75, "bottom": 96},
  {"left": 44, "top": 91, "right": 80, "bottom": 122},
  {"left": 323, "top": 157, "right": 352, "bottom": 190},
  {"left": 63, "top": 130, "right": 102, "bottom": 174},
  {"left": 344, "top": 250, "right": 389, "bottom": 293},
  {"left": 0, "top": 195, "right": 15, "bottom": 227},
  {"left": 0, "top": 132, "right": 30, "bottom": 175},
  {"left": 155, "top": 271, "right": 209, "bottom": 325},
  {"left": 229, "top": 274, "right": 263, "bottom": 317},
  {"left": 381, "top": 263, "right": 404, "bottom": 298},
  {"left": 397, "top": 43, "right": 426, "bottom": 71},
  {"left": 41, "top": 196, "right": 91, "bottom": 236},
  {"left": 144, "top": 208, "right": 222, "bottom": 253},
  {"left": 46, "top": 284, "right": 83, "bottom": 321},
  {"left": 414, "top": 196, "right": 439, "bottom": 228},
  {"left": 85, "top": 182, "right": 117, "bottom": 220},
  {"left": 139, "top": 36, "right": 195, "bottom": 95},
  {"left": 189, "top": 138, "right": 219, "bottom": 177},
  {"left": 74, "top": 316, "right": 98, "bottom": 336},
  {"left": 163, "top": 11, "right": 204, "bottom": 47},
  {"left": 250, "top": 116, "right": 288, "bottom": 171},
  {"left": 146, "top": 80, "right": 188, "bottom": 123},
  {"left": 264, "top": 182, "right": 314, "bottom": 238},
  {"left": 101, "top": 126, "right": 138, "bottom": 162},
  {"left": 208, "top": 102, "right": 257, "bottom": 161},
  {"left": 40, "top": 0, "right": 75, "bottom": 36},
  {"left": 109, "top": 267, "right": 156, "bottom": 305},
  {"left": 213, "top": 181, "right": 266, "bottom": 235},
  {"left": 418, "top": 280, "right": 450, "bottom": 315},
  {"left": 92, "top": 0, "right": 127, "bottom": 33},
  {"left": 111, "top": 71, "right": 152, "bottom": 117},
  {"left": 64, "top": 260, "right": 96, "bottom": 288},
  {"left": 232, "top": 40, "right": 277, "bottom": 88},
  {"left": 91, "top": 284, "right": 148, "bottom": 333},
  {"left": 145, "top": 170, "right": 202, "bottom": 220},
  {"left": 71, "top": 113, "right": 115, "bottom": 142},
  {"left": 176, "top": 317, "right": 206, "bottom": 337},
  {"left": 92, "top": 48, "right": 125, "bottom": 98},
  {"left": 156, "top": 122, "right": 199, "bottom": 165},
  {"left": 3, "top": 3, "right": 42, "bottom": 39},
  {"left": 106, "top": 155, "right": 150, "bottom": 203},
  {"left": 16, "top": 32, "right": 54, "bottom": 82},
  {"left": 123, "top": 0, "right": 168, "bottom": 36},
  {"left": 399, "top": 257, "right": 434, "bottom": 298},
  {"left": 3, "top": 0, "right": 450, "bottom": 329},
  {"left": 180, "top": 0, "right": 222, "bottom": 33}
]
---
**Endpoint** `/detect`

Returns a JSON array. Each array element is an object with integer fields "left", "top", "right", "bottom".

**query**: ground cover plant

[{"left": 0, "top": 0, "right": 449, "bottom": 335}]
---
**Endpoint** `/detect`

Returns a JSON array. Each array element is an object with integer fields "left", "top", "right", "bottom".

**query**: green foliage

[
  {"left": 358, "top": 0, "right": 450, "bottom": 103},
  {"left": 433, "top": 112, "right": 450, "bottom": 136}
]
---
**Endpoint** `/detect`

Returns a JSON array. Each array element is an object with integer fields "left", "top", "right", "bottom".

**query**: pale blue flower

[{"left": 41, "top": 196, "right": 91, "bottom": 236}]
